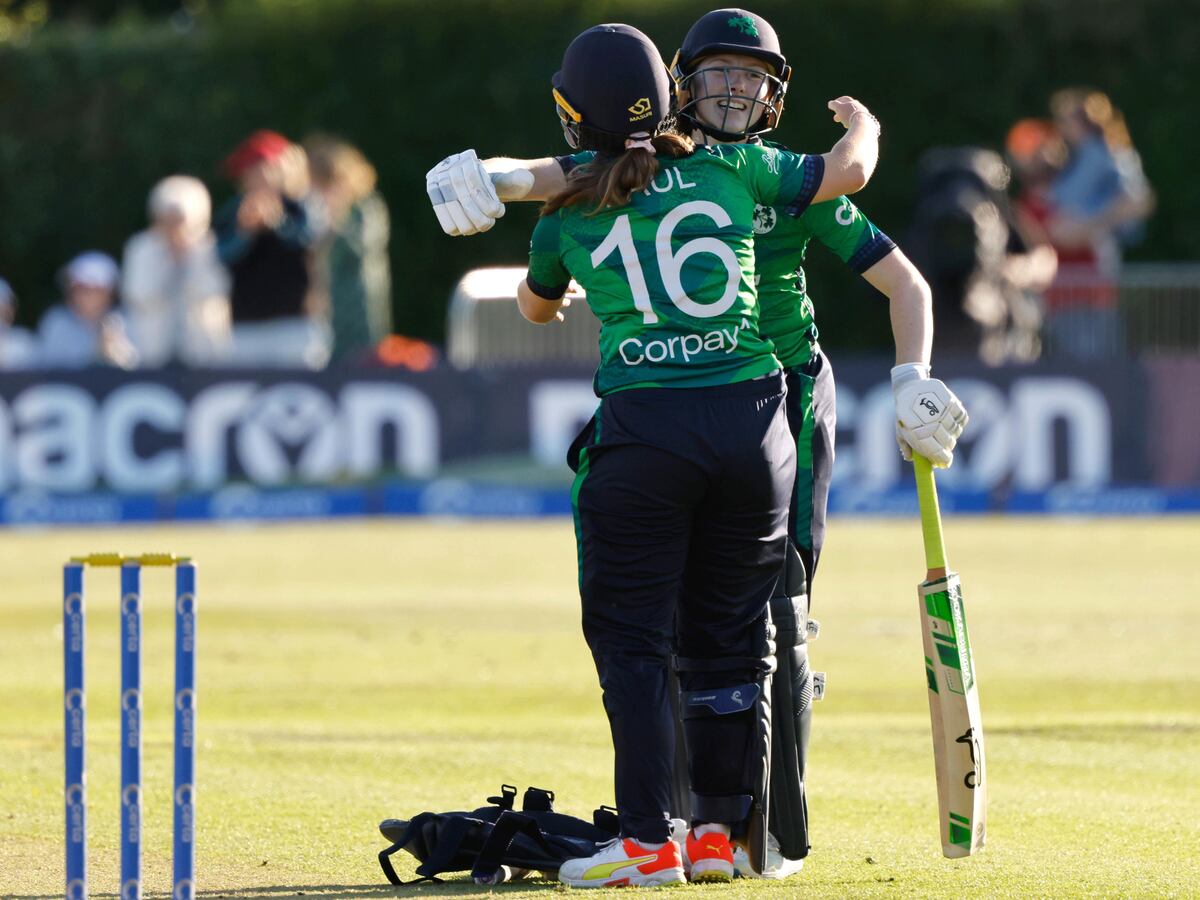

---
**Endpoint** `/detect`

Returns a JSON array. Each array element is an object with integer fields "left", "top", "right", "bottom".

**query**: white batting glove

[
  {"left": 425, "top": 149, "right": 505, "bottom": 236},
  {"left": 892, "top": 363, "right": 968, "bottom": 468}
]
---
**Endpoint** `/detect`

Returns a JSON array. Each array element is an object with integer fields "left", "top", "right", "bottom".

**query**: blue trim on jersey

[
  {"left": 847, "top": 233, "right": 897, "bottom": 273},
  {"left": 556, "top": 155, "right": 580, "bottom": 175},
  {"left": 784, "top": 155, "right": 826, "bottom": 218},
  {"left": 526, "top": 275, "right": 569, "bottom": 300}
]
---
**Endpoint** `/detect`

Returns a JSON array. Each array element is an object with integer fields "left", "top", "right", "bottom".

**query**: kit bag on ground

[{"left": 377, "top": 784, "right": 619, "bottom": 884}]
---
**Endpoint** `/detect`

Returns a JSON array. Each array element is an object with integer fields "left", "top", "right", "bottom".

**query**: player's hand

[
  {"left": 425, "top": 149, "right": 505, "bottom": 236},
  {"left": 828, "top": 96, "right": 879, "bottom": 133},
  {"left": 892, "top": 364, "right": 968, "bottom": 468}
]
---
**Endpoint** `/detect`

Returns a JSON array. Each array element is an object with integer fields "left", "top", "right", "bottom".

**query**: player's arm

[
  {"left": 519, "top": 213, "right": 570, "bottom": 324},
  {"left": 862, "top": 249, "right": 931, "bottom": 368},
  {"left": 485, "top": 157, "right": 567, "bottom": 203},
  {"left": 517, "top": 279, "right": 567, "bottom": 324},
  {"left": 814, "top": 96, "right": 881, "bottom": 203},
  {"left": 862, "top": 249, "right": 968, "bottom": 467},
  {"left": 801, "top": 195, "right": 927, "bottom": 367},
  {"left": 751, "top": 101, "right": 879, "bottom": 217}
]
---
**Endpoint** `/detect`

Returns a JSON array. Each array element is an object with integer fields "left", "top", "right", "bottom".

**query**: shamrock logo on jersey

[
  {"left": 753, "top": 204, "right": 777, "bottom": 235},
  {"left": 727, "top": 15, "right": 759, "bottom": 36}
]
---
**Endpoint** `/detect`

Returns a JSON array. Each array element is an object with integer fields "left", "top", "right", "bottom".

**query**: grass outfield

[{"left": 2, "top": 517, "right": 1198, "bottom": 898}]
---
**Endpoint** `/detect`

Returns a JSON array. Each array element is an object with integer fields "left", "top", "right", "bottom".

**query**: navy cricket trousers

[{"left": 568, "top": 373, "right": 795, "bottom": 842}]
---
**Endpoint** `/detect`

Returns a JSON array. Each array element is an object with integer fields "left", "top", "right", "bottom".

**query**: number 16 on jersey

[{"left": 913, "top": 454, "right": 986, "bottom": 858}]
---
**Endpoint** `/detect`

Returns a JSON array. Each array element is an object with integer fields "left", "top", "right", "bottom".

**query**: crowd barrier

[{"left": 1, "top": 355, "right": 1197, "bottom": 524}]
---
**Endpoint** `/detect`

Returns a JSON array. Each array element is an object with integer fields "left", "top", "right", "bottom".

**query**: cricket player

[
  {"left": 426, "top": 7, "right": 967, "bottom": 878},
  {"left": 665, "top": 9, "right": 967, "bottom": 874},
  {"left": 452, "top": 20, "right": 886, "bottom": 888}
]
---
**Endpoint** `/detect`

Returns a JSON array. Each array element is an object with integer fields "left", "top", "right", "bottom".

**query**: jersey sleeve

[
  {"left": 804, "top": 196, "right": 897, "bottom": 273},
  {"left": 555, "top": 150, "right": 598, "bottom": 176},
  {"left": 526, "top": 213, "right": 571, "bottom": 299},
  {"left": 743, "top": 145, "right": 826, "bottom": 218}
]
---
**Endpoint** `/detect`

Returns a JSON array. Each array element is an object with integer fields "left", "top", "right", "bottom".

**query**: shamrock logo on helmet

[{"left": 727, "top": 15, "right": 759, "bottom": 36}]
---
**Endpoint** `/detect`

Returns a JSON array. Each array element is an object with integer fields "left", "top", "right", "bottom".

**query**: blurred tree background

[{"left": 1, "top": 0, "right": 1196, "bottom": 351}]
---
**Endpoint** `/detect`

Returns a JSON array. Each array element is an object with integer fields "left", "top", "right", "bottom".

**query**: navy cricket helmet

[
  {"left": 670, "top": 8, "right": 792, "bottom": 141},
  {"left": 551, "top": 24, "right": 672, "bottom": 153}
]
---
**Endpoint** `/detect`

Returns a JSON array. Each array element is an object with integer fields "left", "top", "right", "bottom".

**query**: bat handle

[{"left": 913, "top": 454, "right": 949, "bottom": 578}]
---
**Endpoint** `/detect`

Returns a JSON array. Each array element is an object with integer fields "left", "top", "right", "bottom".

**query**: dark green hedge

[{"left": 1, "top": 0, "right": 1195, "bottom": 350}]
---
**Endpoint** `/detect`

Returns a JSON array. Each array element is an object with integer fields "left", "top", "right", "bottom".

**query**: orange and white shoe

[
  {"left": 685, "top": 828, "right": 735, "bottom": 883},
  {"left": 557, "top": 836, "right": 686, "bottom": 888}
]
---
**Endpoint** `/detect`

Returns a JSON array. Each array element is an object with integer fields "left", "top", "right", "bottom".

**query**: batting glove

[
  {"left": 892, "top": 363, "right": 968, "bottom": 468},
  {"left": 425, "top": 149, "right": 505, "bottom": 236}
]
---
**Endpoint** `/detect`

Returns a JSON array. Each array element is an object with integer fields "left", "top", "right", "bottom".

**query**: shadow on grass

[
  {"left": 200, "top": 882, "right": 561, "bottom": 897},
  {"left": 10, "top": 884, "right": 558, "bottom": 900}
]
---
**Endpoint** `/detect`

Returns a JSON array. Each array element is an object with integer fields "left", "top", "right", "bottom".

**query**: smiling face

[{"left": 681, "top": 52, "right": 777, "bottom": 141}]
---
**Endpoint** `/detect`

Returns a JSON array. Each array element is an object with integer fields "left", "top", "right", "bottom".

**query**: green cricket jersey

[
  {"left": 753, "top": 140, "right": 897, "bottom": 369},
  {"left": 527, "top": 143, "right": 824, "bottom": 395}
]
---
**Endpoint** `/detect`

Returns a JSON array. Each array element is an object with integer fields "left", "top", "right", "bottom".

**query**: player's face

[{"left": 690, "top": 53, "right": 773, "bottom": 138}]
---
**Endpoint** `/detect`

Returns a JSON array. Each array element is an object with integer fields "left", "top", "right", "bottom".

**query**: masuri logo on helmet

[{"left": 628, "top": 97, "right": 654, "bottom": 121}]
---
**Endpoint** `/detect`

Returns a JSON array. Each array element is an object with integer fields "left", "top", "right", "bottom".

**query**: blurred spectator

[
  {"left": 1037, "top": 89, "right": 1155, "bottom": 359},
  {"left": 305, "top": 135, "right": 393, "bottom": 363},
  {"left": 0, "top": 278, "right": 39, "bottom": 369},
  {"left": 122, "top": 175, "right": 232, "bottom": 367},
  {"left": 907, "top": 147, "right": 1053, "bottom": 364},
  {"left": 1005, "top": 118, "right": 1064, "bottom": 240},
  {"left": 37, "top": 252, "right": 138, "bottom": 369},
  {"left": 213, "top": 130, "right": 330, "bottom": 368}
]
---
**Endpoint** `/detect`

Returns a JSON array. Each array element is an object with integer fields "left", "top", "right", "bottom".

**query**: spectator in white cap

[
  {"left": 122, "top": 174, "right": 232, "bottom": 366},
  {"left": 36, "top": 251, "right": 138, "bottom": 369},
  {"left": 0, "top": 277, "right": 38, "bottom": 369}
]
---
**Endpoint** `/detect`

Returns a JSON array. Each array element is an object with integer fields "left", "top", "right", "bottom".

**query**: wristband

[{"left": 891, "top": 362, "right": 931, "bottom": 385}]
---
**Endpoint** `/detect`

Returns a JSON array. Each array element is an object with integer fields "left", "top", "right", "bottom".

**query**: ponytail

[{"left": 541, "top": 132, "right": 695, "bottom": 216}]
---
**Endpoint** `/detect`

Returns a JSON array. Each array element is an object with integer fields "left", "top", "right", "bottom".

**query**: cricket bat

[{"left": 913, "top": 453, "right": 986, "bottom": 858}]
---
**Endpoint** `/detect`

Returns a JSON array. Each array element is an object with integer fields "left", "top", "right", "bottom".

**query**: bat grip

[{"left": 913, "top": 454, "right": 948, "bottom": 574}]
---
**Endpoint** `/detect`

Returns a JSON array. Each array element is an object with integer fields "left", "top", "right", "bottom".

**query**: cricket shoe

[
  {"left": 557, "top": 836, "right": 685, "bottom": 888},
  {"left": 684, "top": 828, "right": 735, "bottom": 883},
  {"left": 732, "top": 831, "right": 805, "bottom": 880}
]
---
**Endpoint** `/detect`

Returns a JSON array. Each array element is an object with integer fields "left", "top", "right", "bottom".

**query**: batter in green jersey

[{"left": 666, "top": 11, "right": 965, "bottom": 875}]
